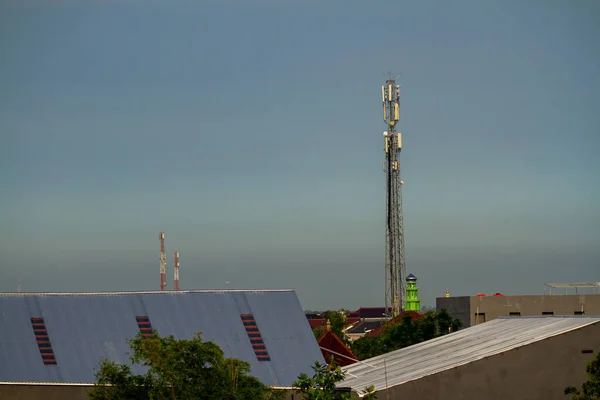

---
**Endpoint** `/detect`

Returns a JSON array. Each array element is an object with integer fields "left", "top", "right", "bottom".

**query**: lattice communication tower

[{"left": 382, "top": 78, "right": 407, "bottom": 317}]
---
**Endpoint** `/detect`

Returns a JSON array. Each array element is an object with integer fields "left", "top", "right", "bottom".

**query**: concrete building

[
  {"left": 436, "top": 293, "right": 600, "bottom": 328},
  {"left": 0, "top": 289, "right": 324, "bottom": 399},
  {"left": 339, "top": 315, "right": 600, "bottom": 399}
]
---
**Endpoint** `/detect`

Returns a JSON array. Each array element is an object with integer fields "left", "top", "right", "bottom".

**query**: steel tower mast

[
  {"left": 173, "top": 251, "right": 180, "bottom": 291},
  {"left": 382, "top": 78, "right": 406, "bottom": 317}
]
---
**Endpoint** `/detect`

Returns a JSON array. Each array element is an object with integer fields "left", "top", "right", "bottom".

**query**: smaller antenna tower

[
  {"left": 159, "top": 232, "right": 167, "bottom": 290},
  {"left": 173, "top": 251, "right": 180, "bottom": 291}
]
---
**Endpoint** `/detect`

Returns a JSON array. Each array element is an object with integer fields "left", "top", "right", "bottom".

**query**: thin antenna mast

[
  {"left": 173, "top": 251, "right": 180, "bottom": 291},
  {"left": 159, "top": 232, "right": 167, "bottom": 290}
]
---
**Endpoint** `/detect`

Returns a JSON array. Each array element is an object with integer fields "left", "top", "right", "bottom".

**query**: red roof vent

[
  {"left": 135, "top": 316, "right": 155, "bottom": 338},
  {"left": 476, "top": 293, "right": 486, "bottom": 297},
  {"left": 30, "top": 317, "right": 57, "bottom": 365},
  {"left": 240, "top": 314, "right": 270, "bottom": 361},
  {"left": 493, "top": 292, "right": 504, "bottom": 297}
]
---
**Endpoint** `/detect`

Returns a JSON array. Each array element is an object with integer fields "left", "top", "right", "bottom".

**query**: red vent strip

[
  {"left": 136, "top": 316, "right": 155, "bottom": 338},
  {"left": 30, "top": 317, "right": 56, "bottom": 365},
  {"left": 240, "top": 314, "right": 270, "bottom": 361}
]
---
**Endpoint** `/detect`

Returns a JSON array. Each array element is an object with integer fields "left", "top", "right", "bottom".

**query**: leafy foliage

[
  {"left": 294, "top": 361, "right": 375, "bottom": 399},
  {"left": 350, "top": 309, "right": 463, "bottom": 360},
  {"left": 89, "top": 331, "right": 282, "bottom": 400},
  {"left": 565, "top": 351, "right": 600, "bottom": 400}
]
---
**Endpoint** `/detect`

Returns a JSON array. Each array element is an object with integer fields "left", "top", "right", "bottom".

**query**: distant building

[
  {"left": 0, "top": 290, "right": 324, "bottom": 399},
  {"left": 339, "top": 316, "right": 600, "bottom": 399},
  {"left": 348, "top": 307, "right": 388, "bottom": 319},
  {"left": 344, "top": 319, "right": 388, "bottom": 342},
  {"left": 437, "top": 293, "right": 600, "bottom": 328},
  {"left": 343, "top": 310, "right": 424, "bottom": 341},
  {"left": 305, "top": 307, "right": 386, "bottom": 333}
]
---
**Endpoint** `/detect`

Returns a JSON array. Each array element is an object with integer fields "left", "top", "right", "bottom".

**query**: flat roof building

[{"left": 436, "top": 293, "right": 600, "bottom": 328}]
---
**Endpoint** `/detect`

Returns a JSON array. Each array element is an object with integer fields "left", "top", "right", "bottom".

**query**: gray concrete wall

[
  {"left": 435, "top": 296, "right": 471, "bottom": 328},
  {"left": 374, "top": 321, "right": 600, "bottom": 400}
]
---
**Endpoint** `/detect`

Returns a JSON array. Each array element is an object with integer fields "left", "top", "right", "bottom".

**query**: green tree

[
  {"left": 323, "top": 311, "right": 349, "bottom": 339},
  {"left": 294, "top": 361, "right": 376, "bottom": 399},
  {"left": 565, "top": 351, "right": 600, "bottom": 399},
  {"left": 89, "top": 331, "right": 282, "bottom": 400}
]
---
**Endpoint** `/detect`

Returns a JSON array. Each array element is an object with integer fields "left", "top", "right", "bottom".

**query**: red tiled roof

[
  {"left": 308, "top": 318, "right": 326, "bottom": 329},
  {"left": 317, "top": 329, "right": 358, "bottom": 367}
]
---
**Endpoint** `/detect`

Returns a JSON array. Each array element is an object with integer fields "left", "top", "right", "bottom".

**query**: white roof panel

[
  {"left": 545, "top": 282, "right": 600, "bottom": 288},
  {"left": 339, "top": 316, "right": 600, "bottom": 395}
]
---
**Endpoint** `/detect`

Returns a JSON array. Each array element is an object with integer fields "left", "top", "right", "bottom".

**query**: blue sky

[{"left": 1, "top": 0, "right": 599, "bottom": 310}]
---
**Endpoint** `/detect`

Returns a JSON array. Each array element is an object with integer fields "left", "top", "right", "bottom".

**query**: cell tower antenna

[
  {"left": 159, "top": 232, "right": 167, "bottom": 290},
  {"left": 382, "top": 76, "right": 407, "bottom": 317},
  {"left": 173, "top": 251, "right": 180, "bottom": 291}
]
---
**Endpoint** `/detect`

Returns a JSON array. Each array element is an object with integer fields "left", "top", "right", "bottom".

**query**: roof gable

[
  {"left": 0, "top": 290, "right": 324, "bottom": 386},
  {"left": 317, "top": 330, "right": 358, "bottom": 367}
]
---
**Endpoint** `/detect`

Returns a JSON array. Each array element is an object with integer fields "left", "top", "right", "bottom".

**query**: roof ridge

[{"left": 0, "top": 289, "right": 295, "bottom": 296}]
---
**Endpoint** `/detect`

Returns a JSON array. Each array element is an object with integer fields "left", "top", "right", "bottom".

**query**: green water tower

[{"left": 405, "top": 273, "right": 421, "bottom": 311}]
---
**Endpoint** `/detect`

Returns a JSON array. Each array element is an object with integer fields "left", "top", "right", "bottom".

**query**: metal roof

[
  {"left": 339, "top": 315, "right": 600, "bottom": 396},
  {"left": 0, "top": 290, "right": 324, "bottom": 386},
  {"left": 545, "top": 282, "right": 600, "bottom": 288},
  {"left": 345, "top": 320, "right": 385, "bottom": 334}
]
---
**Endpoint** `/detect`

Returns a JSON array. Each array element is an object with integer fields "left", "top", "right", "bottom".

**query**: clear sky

[{"left": 1, "top": 0, "right": 599, "bottom": 310}]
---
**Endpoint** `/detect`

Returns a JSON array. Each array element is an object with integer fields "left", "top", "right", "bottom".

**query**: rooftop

[
  {"left": 345, "top": 320, "right": 385, "bottom": 334},
  {"left": 544, "top": 282, "right": 600, "bottom": 289},
  {"left": 339, "top": 315, "right": 600, "bottom": 395},
  {"left": 0, "top": 289, "right": 323, "bottom": 386}
]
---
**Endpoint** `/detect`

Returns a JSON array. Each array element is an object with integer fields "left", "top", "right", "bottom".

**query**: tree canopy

[
  {"left": 89, "top": 331, "right": 281, "bottom": 400},
  {"left": 565, "top": 351, "right": 600, "bottom": 400},
  {"left": 294, "top": 361, "right": 375, "bottom": 400}
]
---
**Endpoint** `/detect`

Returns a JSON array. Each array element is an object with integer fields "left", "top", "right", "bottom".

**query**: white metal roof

[
  {"left": 339, "top": 316, "right": 600, "bottom": 396},
  {"left": 544, "top": 282, "right": 600, "bottom": 288}
]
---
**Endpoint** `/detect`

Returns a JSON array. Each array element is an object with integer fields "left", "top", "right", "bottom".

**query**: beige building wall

[
  {"left": 468, "top": 294, "right": 600, "bottom": 326},
  {"left": 0, "top": 384, "right": 92, "bottom": 400},
  {"left": 0, "top": 385, "right": 299, "bottom": 400},
  {"left": 437, "top": 294, "right": 600, "bottom": 328},
  {"left": 377, "top": 321, "right": 600, "bottom": 400}
]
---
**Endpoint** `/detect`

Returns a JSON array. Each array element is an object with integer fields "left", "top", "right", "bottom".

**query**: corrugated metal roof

[
  {"left": 339, "top": 315, "right": 600, "bottom": 396},
  {"left": 0, "top": 290, "right": 324, "bottom": 386}
]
